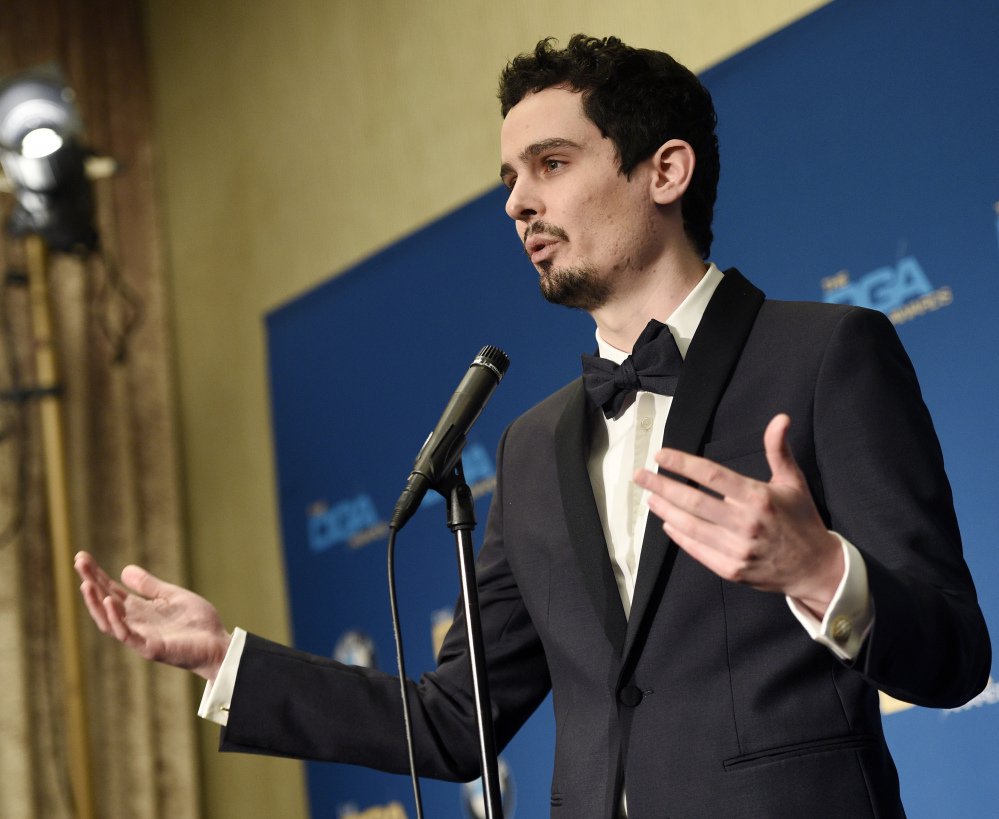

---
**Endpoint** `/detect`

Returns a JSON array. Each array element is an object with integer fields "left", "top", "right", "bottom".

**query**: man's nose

[{"left": 504, "top": 178, "right": 542, "bottom": 222}]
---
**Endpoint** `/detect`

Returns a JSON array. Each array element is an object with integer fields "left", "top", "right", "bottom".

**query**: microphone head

[{"left": 474, "top": 345, "right": 510, "bottom": 381}]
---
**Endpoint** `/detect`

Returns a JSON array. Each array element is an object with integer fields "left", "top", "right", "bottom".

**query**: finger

[
  {"left": 636, "top": 467, "right": 739, "bottom": 530},
  {"left": 645, "top": 490, "right": 742, "bottom": 559},
  {"left": 79, "top": 580, "right": 113, "bottom": 633},
  {"left": 102, "top": 594, "right": 149, "bottom": 655},
  {"left": 105, "top": 596, "right": 169, "bottom": 662},
  {"left": 661, "top": 516, "right": 747, "bottom": 582},
  {"left": 650, "top": 447, "right": 754, "bottom": 501},
  {"left": 74, "top": 553, "right": 129, "bottom": 603},
  {"left": 73, "top": 552, "right": 100, "bottom": 586},
  {"left": 764, "top": 413, "right": 804, "bottom": 487},
  {"left": 120, "top": 564, "right": 172, "bottom": 600}
]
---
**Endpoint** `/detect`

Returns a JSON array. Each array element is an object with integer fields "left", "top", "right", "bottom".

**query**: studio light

[{"left": 0, "top": 66, "right": 97, "bottom": 251}]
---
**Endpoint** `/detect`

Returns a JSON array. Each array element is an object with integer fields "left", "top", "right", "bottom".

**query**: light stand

[
  {"left": 1, "top": 66, "right": 99, "bottom": 819},
  {"left": 24, "top": 232, "right": 95, "bottom": 819}
]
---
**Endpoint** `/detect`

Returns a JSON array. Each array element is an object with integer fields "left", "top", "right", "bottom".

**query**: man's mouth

[
  {"left": 523, "top": 223, "right": 569, "bottom": 265},
  {"left": 526, "top": 235, "right": 559, "bottom": 264}
]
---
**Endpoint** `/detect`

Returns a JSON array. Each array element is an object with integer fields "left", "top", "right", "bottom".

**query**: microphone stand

[{"left": 437, "top": 459, "right": 503, "bottom": 819}]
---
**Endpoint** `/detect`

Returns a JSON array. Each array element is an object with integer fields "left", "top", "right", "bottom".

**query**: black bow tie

[{"left": 581, "top": 319, "right": 683, "bottom": 419}]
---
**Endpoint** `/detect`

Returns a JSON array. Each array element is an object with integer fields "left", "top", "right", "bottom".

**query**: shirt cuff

[
  {"left": 198, "top": 626, "right": 247, "bottom": 726},
  {"left": 786, "top": 533, "right": 873, "bottom": 661}
]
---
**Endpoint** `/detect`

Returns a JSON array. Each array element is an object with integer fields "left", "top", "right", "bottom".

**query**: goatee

[{"left": 538, "top": 261, "right": 611, "bottom": 311}]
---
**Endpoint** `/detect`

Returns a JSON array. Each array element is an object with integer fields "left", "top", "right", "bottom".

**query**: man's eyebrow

[
  {"left": 499, "top": 137, "right": 582, "bottom": 181},
  {"left": 520, "top": 137, "right": 581, "bottom": 162}
]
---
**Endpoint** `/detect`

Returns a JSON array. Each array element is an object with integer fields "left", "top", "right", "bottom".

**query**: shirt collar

[{"left": 595, "top": 263, "right": 725, "bottom": 363}]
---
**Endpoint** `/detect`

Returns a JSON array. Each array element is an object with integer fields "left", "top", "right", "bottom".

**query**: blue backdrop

[{"left": 266, "top": 1, "right": 999, "bottom": 815}]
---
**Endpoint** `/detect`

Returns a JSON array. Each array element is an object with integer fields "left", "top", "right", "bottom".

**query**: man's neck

[{"left": 591, "top": 257, "right": 709, "bottom": 353}]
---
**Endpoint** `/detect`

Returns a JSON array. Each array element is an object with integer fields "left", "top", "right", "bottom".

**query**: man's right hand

[{"left": 74, "top": 551, "right": 231, "bottom": 682}]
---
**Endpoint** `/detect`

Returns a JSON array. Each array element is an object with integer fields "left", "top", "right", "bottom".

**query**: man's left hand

[{"left": 634, "top": 413, "right": 843, "bottom": 619}]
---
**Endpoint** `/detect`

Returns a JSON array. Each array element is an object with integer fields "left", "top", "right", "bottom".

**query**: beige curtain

[{"left": 0, "top": 1, "right": 200, "bottom": 816}]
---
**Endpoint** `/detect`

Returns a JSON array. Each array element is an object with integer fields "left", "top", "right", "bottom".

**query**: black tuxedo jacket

[{"left": 222, "top": 269, "right": 990, "bottom": 818}]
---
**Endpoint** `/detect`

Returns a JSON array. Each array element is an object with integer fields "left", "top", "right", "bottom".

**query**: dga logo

[
  {"left": 460, "top": 756, "right": 516, "bottom": 819},
  {"left": 307, "top": 442, "right": 496, "bottom": 552},
  {"left": 337, "top": 801, "right": 408, "bottom": 819},
  {"left": 333, "top": 630, "right": 377, "bottom": 669},
  {"left": 307, "top": 494, "right": 388, "bottom": 552},
  {"left": 821, "top": 255, "right": 952, "bottom": 326}
]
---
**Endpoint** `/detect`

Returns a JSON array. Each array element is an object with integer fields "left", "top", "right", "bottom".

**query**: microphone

[{"left": 391, "top": 345, "right": 510, "bottom": 530}]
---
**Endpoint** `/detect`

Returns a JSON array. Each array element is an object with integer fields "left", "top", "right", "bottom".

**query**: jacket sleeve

[
  {"left": 812, "top": 306, "right": 990, "bottom": 706},
  {"left": 219, "top": 427, "right": 552, "bottom": 780}
]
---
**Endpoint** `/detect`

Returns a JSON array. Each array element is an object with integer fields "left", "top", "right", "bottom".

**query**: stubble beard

[
  {"left": 524, "top": 221, "right": 611, "bottom": 311},
  {"left": 538, "top": 260, "right": 611, "bottom": 311}
]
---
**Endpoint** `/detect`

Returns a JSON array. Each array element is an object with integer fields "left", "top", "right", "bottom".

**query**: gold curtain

[{"left": 0, "top": 0, "right": 200, "bottom": 816}]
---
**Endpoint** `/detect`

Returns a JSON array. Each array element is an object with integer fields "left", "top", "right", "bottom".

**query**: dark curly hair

[{"left": 498, "top": 35, "right": 720, "bottom": 259}]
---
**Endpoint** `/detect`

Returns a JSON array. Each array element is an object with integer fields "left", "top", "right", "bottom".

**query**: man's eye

[{"left": 544, "top": 159, "right": 562, "bottom": 172}]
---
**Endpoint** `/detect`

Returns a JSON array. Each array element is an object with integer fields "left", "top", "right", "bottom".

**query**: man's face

[{"left": 499, "top": 86, "right": 661, "bottom": 311}]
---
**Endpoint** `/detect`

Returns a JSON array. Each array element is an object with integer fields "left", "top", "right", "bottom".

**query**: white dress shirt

[{"left": 585, "top": 264, "right": 871, "bottom": 654}]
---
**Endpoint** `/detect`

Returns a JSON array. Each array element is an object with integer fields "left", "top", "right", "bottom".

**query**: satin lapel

[
  {"left": 622, "top": 268, "right": 766, "bottom": 660},
  {"left": 554, "top": 379, "right": 628, "bottom": 656}
]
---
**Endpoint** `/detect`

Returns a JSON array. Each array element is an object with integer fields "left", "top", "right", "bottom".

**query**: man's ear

[{"left": 649, "top": 139, "right": 696, "bottom": 205}]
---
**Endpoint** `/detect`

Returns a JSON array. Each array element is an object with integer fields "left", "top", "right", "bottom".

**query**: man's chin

[{"left": 538, "top": 265, "right": 610, "bottom": 311}]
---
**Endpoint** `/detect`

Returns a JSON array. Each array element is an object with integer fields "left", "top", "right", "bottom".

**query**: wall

[{"left": 140, "top": 1, "right": 829, "bottom": 815}]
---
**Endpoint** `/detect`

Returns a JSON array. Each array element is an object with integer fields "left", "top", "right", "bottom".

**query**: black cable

[
  {"left": 386, "top": 524, "right": 425, "bottom": 819},
  {"left": 88, "top": 246, "right": 142, "bottom": 364}
]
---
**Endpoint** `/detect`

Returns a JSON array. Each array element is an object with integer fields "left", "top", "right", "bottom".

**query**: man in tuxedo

[{"left": 76, "top": 35, "right": 990, "bottom": 817}]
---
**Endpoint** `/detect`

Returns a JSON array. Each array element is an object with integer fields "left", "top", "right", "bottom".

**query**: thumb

[
  {"left": 120, "top": 564, "right": 170, "bottom": 600},
  {"left": 764, "top": 413, "right": 803, "bottom": 487}
]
